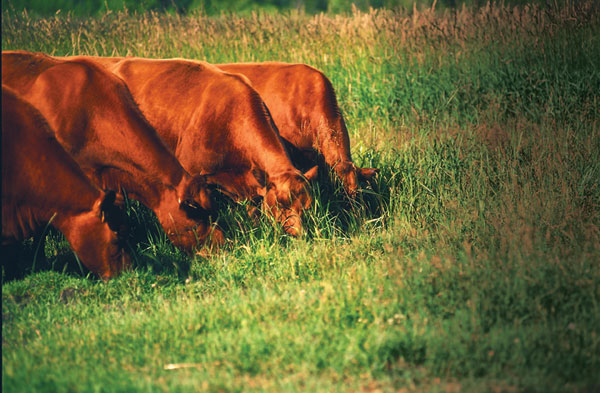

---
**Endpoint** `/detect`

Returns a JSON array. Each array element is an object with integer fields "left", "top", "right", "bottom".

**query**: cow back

[
  {"left": 73, "top": 56, "right": 314, "bottom": 236},
  {"left": 217, "top": 62, "right": 380, "bottom": 196},
  {"left": 87, "top": 57, "right": 294, "bottom": 189},
  {"left": 2, "top": 52, "right": 183, "bottom": 197},
  {"left": 2, "top": 51, "right": 222, "bottom": 252}
]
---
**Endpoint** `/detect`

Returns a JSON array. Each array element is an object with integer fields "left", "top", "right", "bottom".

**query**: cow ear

[
  {"left": 357, "top": 167, "right": 379, "bottom": 181},
  {"left": 303, "top": 166, "right": 319, "bottom": 182},
  {"left": 113, "top": 190, "right": 125, "bottom": 208},
  {"left": 101, "top": 190, "right": 117, "bottom": 207},
  {"left": 98, "top": 190, "right": 116, "bottom": 222},
  {"left": 183, "top": 174, "right": 215, "bottom": 211},
  {"left": 185, "top": 174, "right": 209, "bottom": 197}
]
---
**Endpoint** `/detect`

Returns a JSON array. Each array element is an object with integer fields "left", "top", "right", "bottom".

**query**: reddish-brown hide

[
  {"left": 75, "top": 56, "right": 316, "bottom": 236},
  {"left": 217, "top": 62, "right": 379, "bottom": 197},
  {"left": 2, "top": 51, "right": 223, "bottom": 251},
  {"left": 1, "top": 86, "right": 130, "bottom": 280}
]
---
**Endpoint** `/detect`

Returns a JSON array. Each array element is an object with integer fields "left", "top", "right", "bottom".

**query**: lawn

[{"left": 2, "top": 2, "right": 600, "bottom": 392}]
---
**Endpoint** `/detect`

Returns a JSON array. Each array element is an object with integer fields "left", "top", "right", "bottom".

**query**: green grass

[{"left": 2, "top": 3, "right": 600, "bottom": 392}]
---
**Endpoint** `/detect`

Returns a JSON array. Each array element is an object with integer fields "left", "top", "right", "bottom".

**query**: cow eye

[
  {"left": 180, "top": 200, "right": 210, "bottom": 220},
  {"left": 185, "top": 201, "right": 201, "bottom": 210}
]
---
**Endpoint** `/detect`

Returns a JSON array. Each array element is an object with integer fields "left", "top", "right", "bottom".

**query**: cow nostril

[
  {"left": 346, "top": 186, "right": 358, "bottom": 198},
  {"left": 281, "top": 215, "right": 302, "bottom": 237}
]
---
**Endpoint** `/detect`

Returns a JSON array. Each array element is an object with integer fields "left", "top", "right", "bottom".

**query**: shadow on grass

[
  {"left": 0, "top": 198, "right": 193, "bottom": 283},
  {"left": 2, "top": 152, "right": 396, "bottom": 283},
  {"left": 302, "top": 150, "right": 397, "bottom": 238},
  {"left": 1, "top": 228, "right": 92, "bottom": 283}
]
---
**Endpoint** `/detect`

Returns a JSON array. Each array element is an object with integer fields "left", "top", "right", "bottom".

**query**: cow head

[
  {"left": 66, "top": 190, "right": 131, "bottom": 280},
  {"left": 156, "top": 174, "right": 224, "bottom": 253},
  {"left": 335, "top": 161, "right": 379, "bottom": 198},
  {"left": 263, "top": 166, "right": 318, "bottom": 236},
  {"left": 180, "top": 174, "right": 215, "bottom": 215}
]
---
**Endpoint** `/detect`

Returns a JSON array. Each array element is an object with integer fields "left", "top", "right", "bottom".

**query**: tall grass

[
  {"left": 1, "top": 0, "right": 562, "bottom": 17},
  {"left": 2, "top": 3, "right": 600, "bottom": 392}
]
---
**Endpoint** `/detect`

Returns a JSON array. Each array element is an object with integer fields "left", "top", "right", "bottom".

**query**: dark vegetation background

[{"left": 3, "top": 0, "right": 559, "bottom": 15}]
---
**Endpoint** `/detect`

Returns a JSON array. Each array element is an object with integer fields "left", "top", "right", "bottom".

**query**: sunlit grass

[{"left": 2, "top": 3, "right": 600, "bottom": 392}]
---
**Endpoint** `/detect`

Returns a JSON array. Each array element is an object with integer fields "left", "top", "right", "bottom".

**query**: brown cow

[
  {"left": 72, "top": 56, "right": 317, "bottom": 236},
  {"left": 2, "top": 51, "right": 223, "bottom": 252},
  {"left": 217, "top": 62, "right": 379, "bottom": 197},
  {"left": 2, "top": 86, "right": 129, "bottom": 280}
]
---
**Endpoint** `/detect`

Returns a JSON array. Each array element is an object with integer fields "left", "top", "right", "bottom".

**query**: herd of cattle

[{"left": 1, "top": 50, "right": 379, "bottom": 280}]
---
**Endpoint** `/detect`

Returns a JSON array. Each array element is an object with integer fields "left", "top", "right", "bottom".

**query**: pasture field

[{"left": 2, "top": 3, "right": 600, "bottom": 392}]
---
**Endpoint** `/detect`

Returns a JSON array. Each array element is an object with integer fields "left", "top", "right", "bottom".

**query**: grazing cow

[
  {"left": 2, "top": 51, "right": 224, "bottom": 251},
  {"left": 217, "top": 62, "right": 379, "bottom": 197},
  {"left": 74, "top": 56, "right": 317, "bottom": 236},
  {"left": 2, "top": 86, "right": 129, "bottom": 280}
]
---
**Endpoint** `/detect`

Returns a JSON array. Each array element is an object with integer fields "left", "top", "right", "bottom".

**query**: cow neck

[
  {"left": 2, "top": 195, "right": 101, "bottom": 244},
  {"left": 97, "top": 166, "right": 166, "bottom": 210},
  {"left": 238, "top": 91, "right": 299, "bottom": 183},
  {"left": 90, "top": 93, "right": 186, "bottom": 209},
  {"left": 257, "top": 151, "right": 298, "bottom": 183},
  {"left": 5, "top": 205, "right": 44, "bottom": 241},
  {"left": 249, "top": 126, "right": 298, "bottom": 184},
  {"left": 115, "top": 84, "right": 186, "bottom": 185},
  {"left": 316, "top": 115, "right": 353, "bottom": 168}
]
